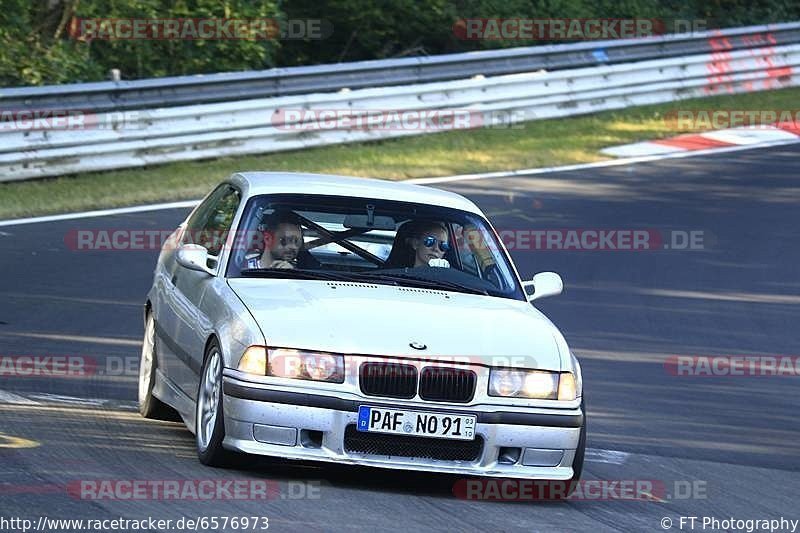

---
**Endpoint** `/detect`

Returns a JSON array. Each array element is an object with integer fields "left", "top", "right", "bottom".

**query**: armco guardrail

[{"left": 0, "top": 23, "right": 798, "bottom": 181}]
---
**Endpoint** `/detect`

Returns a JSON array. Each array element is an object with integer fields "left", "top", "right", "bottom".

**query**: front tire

[
  {"left": 557, "top": 396, "right": 587, "bottom": 499},
  {"left": 196, "top": 339, "right": 235, "bottom": 467},
  {"left": 138, "top": 313, "right": 172, "bottom": 419},
  {"left": 533, "top": 397, "right": 586, "bottom": 500}
]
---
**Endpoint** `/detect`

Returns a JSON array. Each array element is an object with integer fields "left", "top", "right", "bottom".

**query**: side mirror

[
  {"left": 176, "top": 244, "right": 215, "bottom": 276},
  {"left": 523, "top": 272, "right": 563, "bottom": 302}
]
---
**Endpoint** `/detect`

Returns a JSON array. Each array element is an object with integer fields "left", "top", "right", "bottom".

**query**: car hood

[{"left": 227, "top": 279, "right": 564, "bottom": 371}]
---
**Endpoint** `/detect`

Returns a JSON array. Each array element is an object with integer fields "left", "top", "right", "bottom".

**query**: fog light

[
  {"left": 521, "top": 448, "right": 564, "bottom": 467},
  {"left": 253, "top": 424, "right": 297, "bottom": 446}
]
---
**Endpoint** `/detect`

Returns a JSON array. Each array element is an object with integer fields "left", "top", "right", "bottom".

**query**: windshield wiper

[
  {"left": 240, "top": 268, "right": 358, "bottom": 282},
  {"left": 354, "top": 272, "right": 489, "bottom": 295}
]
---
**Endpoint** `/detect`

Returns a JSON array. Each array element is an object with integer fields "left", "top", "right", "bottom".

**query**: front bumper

[{"left": 221, "top": 371, "right": 583, "bottom": 480}]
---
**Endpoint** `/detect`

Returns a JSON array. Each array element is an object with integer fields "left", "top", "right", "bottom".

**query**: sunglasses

[{"left": 422, "top": 235, "right": 450, "bottom": 252}]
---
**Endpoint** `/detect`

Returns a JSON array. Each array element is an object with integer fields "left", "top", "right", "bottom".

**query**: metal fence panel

[{"left": 0, "top": 24, "right": 798, "bottom": 181}]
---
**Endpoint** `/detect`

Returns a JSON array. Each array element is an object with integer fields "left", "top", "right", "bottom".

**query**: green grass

[{"left": 2, "top": 86, "right": 799, "bottom": 220}]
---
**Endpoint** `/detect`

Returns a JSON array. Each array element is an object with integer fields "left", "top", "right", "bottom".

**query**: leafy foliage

[{"left": 1, "top": 0, "right": 798, "bottom": 86}]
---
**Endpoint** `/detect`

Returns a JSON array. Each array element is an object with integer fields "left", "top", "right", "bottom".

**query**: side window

[{"left": 185, "top": 185, "right": 241, "bottom": 257}]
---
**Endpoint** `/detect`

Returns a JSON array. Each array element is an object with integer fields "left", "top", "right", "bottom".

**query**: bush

[{"left": 1, "top": 0, "right": 799, "bottom": 87}]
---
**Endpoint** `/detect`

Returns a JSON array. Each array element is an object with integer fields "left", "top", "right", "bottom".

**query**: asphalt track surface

[{"left": 1, "top": 144, "right": 798, "bottom": 532}]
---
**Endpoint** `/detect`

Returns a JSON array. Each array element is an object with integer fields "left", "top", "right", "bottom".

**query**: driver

[
  {"left": 245, "top": 210, "right": 304, "bottom": 269},
  {"left": 407, "top": 221, "right": 451, "bottom": 268}
]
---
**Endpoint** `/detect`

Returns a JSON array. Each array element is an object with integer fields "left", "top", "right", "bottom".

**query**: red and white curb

[{"left": 601, "top": 123, "right": 800, "bottom": 157}]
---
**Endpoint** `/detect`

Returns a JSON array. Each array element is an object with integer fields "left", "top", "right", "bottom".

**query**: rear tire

[
  {"left": 196, "top": 339, "right": 236, "bottom": 467},
  {"left": 138, "top": 313, "right": 173, "bottom": 419}
]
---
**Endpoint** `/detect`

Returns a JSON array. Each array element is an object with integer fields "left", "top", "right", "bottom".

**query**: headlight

[
  {"left": 267, "top": 348, "right": 345, "bottom": 383},
  {"left": 488, "top": 369, "right": 577, "bottom": 400},
  {"left": 488, "top": 370, "right": 525, "bottom": 396}
]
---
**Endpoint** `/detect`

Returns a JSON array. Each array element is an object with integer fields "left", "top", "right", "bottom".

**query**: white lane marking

[
  {"left": 1, "top": 136, "right": 798, "bottom": 227},
  {"left": 639, "top": 489, "right": 667, "bottom": 503},
  {"left": 585, "top": 448, "right": 630, "bottom": 465},
  {"left": 0, "top": 390, "right": 41, "bottom": 405},
  {"left": 1, "top": 331, "right": 142, "bottom": 346},
  {"left": 0, "top": 199, "right": 199, "bottom": 228},
  {"left": 0, "top": 292, "right": 142, "bottom": 307},
  {"left": 0, "top": 433, "right": 40, "bottom": 449},
  {"left": 26, "top": 393, "right": 107, "bottom": 406},
  {"left": 21, "top": 393, "right": 138, "bottom": 410},
  {"left": 111, "top": 401, "right": 138, "bottom": 412}
]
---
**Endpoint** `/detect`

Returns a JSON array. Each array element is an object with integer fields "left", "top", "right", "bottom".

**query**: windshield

[{"left": 225, "top": 194, "right": 525, "bottom": 300}]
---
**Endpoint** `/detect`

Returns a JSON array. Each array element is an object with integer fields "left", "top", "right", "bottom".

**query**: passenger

[{"left": 386, "top": 220, "right": 451, "bottom": 268}]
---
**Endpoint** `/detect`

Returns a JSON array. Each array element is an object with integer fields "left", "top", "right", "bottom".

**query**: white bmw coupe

[{"left": 139, "top": 172, "right": 585, "bottom": 486}]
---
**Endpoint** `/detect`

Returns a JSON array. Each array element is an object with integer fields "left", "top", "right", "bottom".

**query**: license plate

[{"left": 357, "top": 406, "right": 476, "bottom": 441}]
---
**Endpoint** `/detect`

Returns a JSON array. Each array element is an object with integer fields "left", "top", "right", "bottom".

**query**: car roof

[{"left": 229, "top": 172, "right": 484, "bottom": 216}]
